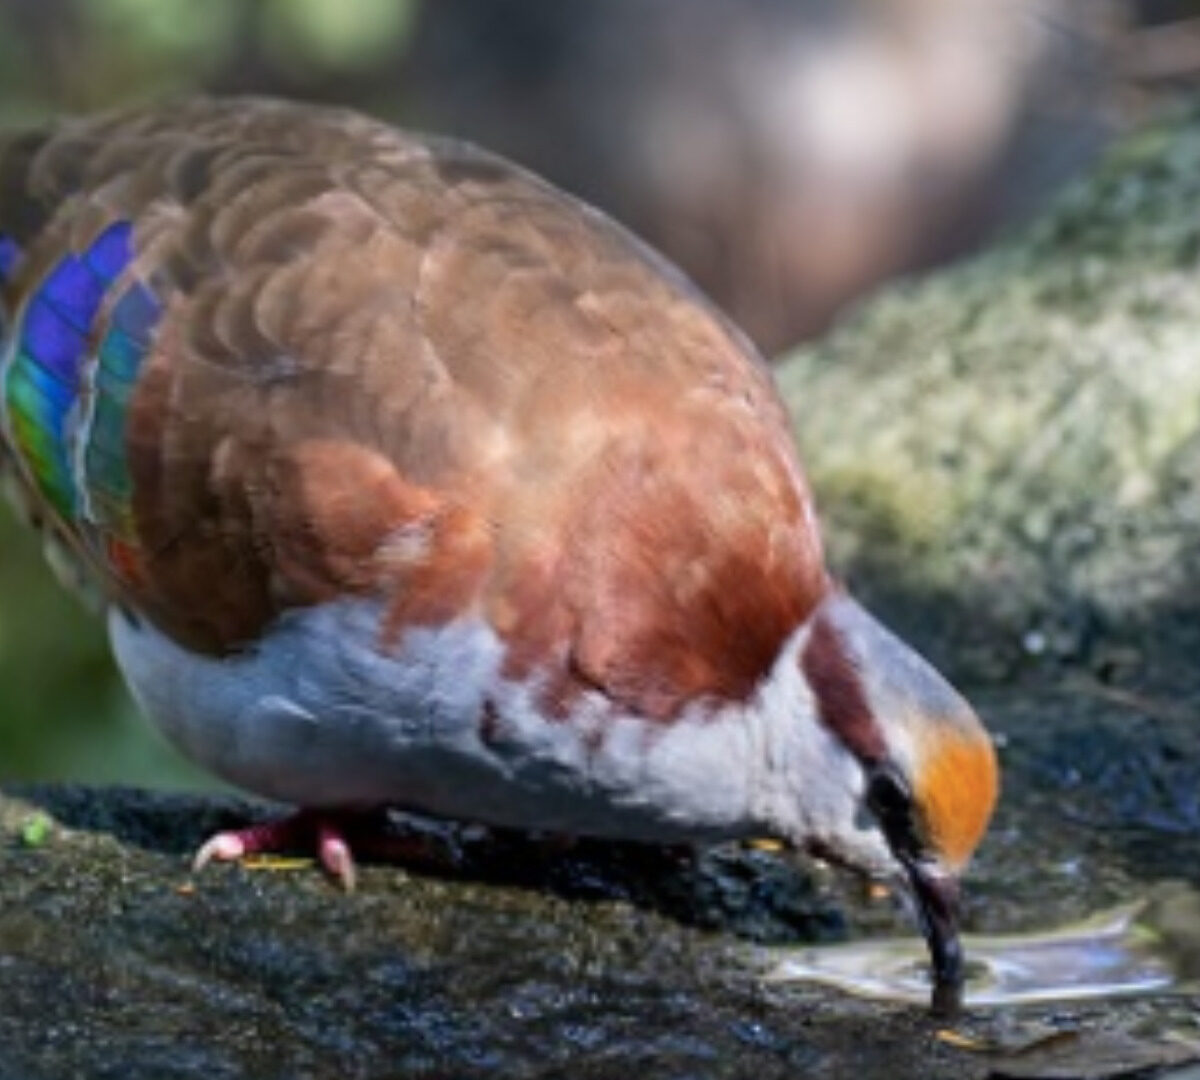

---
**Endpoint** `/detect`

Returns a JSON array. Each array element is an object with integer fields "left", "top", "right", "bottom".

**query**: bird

[{"left": 0, "top": 98, "right": 997, "bottom": 1015}]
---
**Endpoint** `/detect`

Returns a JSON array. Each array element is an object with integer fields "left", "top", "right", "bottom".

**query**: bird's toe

[{"left": 191, "top": 810, "right": 359, "bottom": 890}]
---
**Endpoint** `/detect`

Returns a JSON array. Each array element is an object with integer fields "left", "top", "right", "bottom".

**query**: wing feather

[{"left": 0, "top": 99, "right": 825, "bottom": 720}]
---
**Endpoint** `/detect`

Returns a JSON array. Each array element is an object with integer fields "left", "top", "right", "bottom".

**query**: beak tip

[
  {"left": 929, "top": 971, "right": 964, "bottom": 1019},
  {"left": 905, "top": 862, "right": 965, "bottom": 1018}
]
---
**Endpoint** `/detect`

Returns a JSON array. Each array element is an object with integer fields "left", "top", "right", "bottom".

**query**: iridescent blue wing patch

[{"left": 1, "top": 221, "right": 159, "bottom": 529}]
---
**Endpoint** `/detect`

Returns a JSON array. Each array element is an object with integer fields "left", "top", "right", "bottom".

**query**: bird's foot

[
  {"left": 193, "top": 810, "right": 361, "bottom": 891},
  {"left": 191, "top": 808, "right": 468, "bottom": 891}
]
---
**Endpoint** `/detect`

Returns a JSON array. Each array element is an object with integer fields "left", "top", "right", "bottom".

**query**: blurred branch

[{"left": 1121, "top": 16, "right": 1200, "bottom": 83}]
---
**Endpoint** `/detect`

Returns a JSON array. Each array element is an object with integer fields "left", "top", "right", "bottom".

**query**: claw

[
  {"left": 192, "top": 830, "right": 248, "bottom": 872},
  {"left": 191, "top": 811, "right": 358, "bottom": 890},
  {"left": 190, "top": 809, "right": 474, "bottom": 890},
  {"left": 317, "top": 825, "right": 357, "bottom": 892}
]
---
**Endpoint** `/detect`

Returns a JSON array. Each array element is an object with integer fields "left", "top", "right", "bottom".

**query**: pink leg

[
  {"left": 191, "top": 809, "right": 463, "bottom": 891},
  {"left": 192, "top": 810, "right": 360, "bottom": 892}
]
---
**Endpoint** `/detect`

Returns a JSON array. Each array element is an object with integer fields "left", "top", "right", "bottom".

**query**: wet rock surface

[
  {"left": 4, "top": 102, "right": 1200, "bottom": 1080},
  {"left": 2, "top": 667, "right": 1200, "bottom": 1080}
]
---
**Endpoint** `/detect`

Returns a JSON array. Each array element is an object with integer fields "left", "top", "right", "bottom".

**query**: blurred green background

[
  {"left": 0, "top": 0, "right": 1196, "bottom": 787},
  {"left": 0, "top": 0, "right": 419, "bottom": 124}
]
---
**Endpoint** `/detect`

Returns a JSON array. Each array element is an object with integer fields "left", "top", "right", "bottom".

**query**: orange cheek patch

[{"left": 914, "top": 730, "right": 999, "bottom": 871}]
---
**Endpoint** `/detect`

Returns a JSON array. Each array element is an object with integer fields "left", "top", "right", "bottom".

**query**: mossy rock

[{"left": 777, "top": 102, "right": 1200, "bottom": 680}]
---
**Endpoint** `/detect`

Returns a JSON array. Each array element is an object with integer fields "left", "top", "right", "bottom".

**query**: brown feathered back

[{"left": 0, "top": 98, "right": 828, "bottom": 720}]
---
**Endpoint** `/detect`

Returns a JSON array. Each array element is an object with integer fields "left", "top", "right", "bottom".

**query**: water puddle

[{"left": 760, "top": 882, "right": 1200, "bottom": 1008}]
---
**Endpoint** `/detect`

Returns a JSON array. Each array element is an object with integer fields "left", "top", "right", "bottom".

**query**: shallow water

[{"left": 761, "top": 889, "right": 1195, "bottom": 1007}]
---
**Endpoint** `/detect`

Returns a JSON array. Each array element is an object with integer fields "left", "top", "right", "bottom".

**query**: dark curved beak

[{"left": 904, "top": 859, "right": 964, "bottom": 1018}]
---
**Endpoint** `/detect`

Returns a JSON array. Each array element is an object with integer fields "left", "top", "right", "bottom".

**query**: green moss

[
  {"left": 19, "top": 811, "right": 51, "bottom": 848},
  {"left": 777, "top": 103, "right": 1200, "bottom": 663}
]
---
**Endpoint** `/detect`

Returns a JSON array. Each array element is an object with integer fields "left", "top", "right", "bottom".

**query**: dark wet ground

[{"left": 1, "top": 667, "right": 1199, "bottom": 1079}]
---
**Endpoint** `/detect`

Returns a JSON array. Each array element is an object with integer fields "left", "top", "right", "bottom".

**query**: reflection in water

[{"left": 761, "top": 885, "right": 1200, "bottom": 1008}]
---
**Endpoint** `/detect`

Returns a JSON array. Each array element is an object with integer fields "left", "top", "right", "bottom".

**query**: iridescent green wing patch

[
  {"left": 0, "top": 221, "right": 163, "bottom": 562},
  {"left": 84, "top": 279, "right": 162, "bottom": 541}
]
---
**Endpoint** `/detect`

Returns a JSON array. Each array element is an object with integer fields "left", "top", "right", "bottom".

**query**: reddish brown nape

[
  {"left": 800, "top": 613, "right": 887, "bottom": 764},
  {"left": 914, "top": 730, "right": 999, "bottom": 870},
  {"left": 490, "top": 478, "right": 827, "bottom": 724},
  {"left": 538, "top": 411, "right": 828, "bottom": 723}
]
